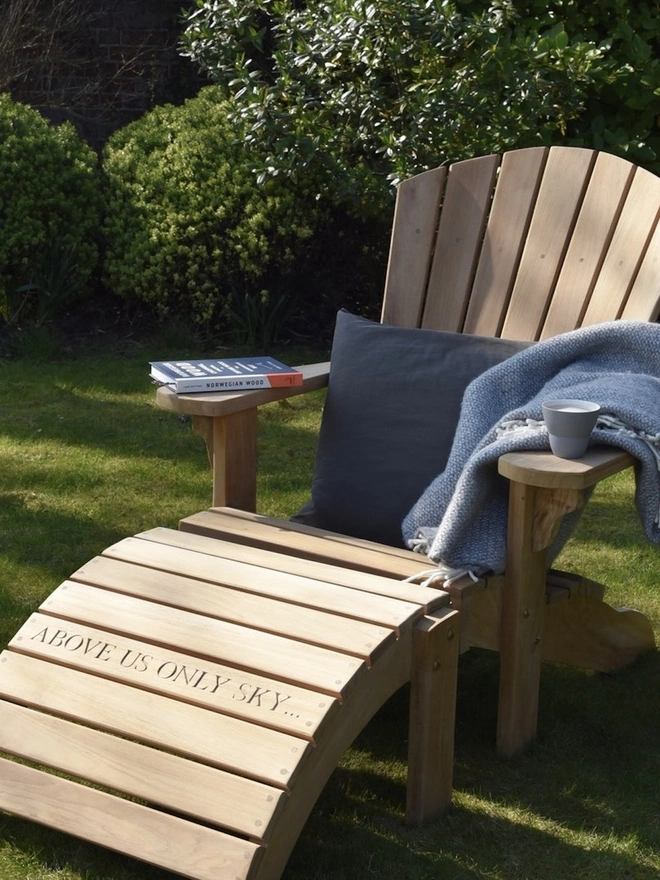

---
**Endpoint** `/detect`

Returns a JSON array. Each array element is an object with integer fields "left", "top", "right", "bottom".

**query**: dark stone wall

[{"left": 9, "top": 0, "right": 206, "bottom": 150}]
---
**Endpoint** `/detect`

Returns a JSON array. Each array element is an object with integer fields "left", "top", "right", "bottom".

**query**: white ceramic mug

[{"left": 542, "top": 399, "right": 601, "bottom": 459}]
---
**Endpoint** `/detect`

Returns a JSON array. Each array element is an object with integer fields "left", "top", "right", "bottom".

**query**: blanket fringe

[
  {"left": 406, "top": 529, "right": 482, "bottom": 586},
  {"left": 403, "top": 566, "right": 480, "bottom": 588},
  {"left": 495, "top": 417, "right": 545, "bottom": 437},
  {"left": 404, "top": 408, "right": 660, "bottom": 584}
]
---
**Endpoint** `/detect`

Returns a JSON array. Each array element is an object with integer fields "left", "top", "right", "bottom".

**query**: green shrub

[
  {"left": 102, "top": 86, "right": 324, "bottom": 334},
  {"left": 180, "top": 0, "right": 618, "bottom": 216},
  {"left": 459, "top": 0, "right": 660, "bottom": 170},
  {"left": 0, "top": 95, "right": 101, "bottom": 324}
]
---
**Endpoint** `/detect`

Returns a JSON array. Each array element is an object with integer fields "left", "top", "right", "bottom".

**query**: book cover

[{"left": 150, "top": 356, "right": 303, "bottom": 393}]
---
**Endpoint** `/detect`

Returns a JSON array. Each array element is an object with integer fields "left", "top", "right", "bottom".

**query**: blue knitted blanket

[{"left": 402, "top": 321, "right": 660, "bottom": 579}]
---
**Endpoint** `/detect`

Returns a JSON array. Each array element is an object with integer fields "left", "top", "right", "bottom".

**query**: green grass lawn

[{"left": 1, "top": 339, "right": 659, "bottom": 880}]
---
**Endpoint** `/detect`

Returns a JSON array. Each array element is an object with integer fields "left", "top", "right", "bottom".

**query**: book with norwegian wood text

[{"left": 150, "top": 356, "right": 303, "bottom": 393}]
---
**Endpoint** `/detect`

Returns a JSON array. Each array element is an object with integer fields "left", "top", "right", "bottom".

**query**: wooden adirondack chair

[
  {"left": 156, "top": 144, "right": 660, "bottom": 755},
  {"left": 1, "top": 145, "right": 658, "bottom": 880}
]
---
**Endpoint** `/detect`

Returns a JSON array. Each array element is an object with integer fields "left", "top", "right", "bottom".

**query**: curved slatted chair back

[{"left": 382, "top": 146, "right": 660, "bottom": 339}]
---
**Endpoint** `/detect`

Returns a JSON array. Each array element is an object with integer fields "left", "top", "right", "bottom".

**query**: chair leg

[
  {"left": 496, "top": 478, "right": 656, "bottom": 758},
  {"left": 497, "top": 481, "right": 548, "bottom": 758},
  {"left": 406, "top": 608, "right": 460, "bottom": 824},
  {"left": 192, "top": 410, "right": 258, "bottom": 510}
]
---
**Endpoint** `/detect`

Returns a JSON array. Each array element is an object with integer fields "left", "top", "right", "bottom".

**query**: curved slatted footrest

[{"left": 0, "top": 524, "right": 458, "bottom": 880}]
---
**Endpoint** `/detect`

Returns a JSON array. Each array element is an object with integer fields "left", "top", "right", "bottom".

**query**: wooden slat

[
  {"left": 583, "top": 165, "right": 660, "bottom": 324},
  {"left": 463, "top": 146, "right": 547, "bottom": 337},
  {"left": 501, "top": 146, "right": 596, "bottom": 340},
  {"left": 193, "top": 506, "right": 431, "bottom": 565},
  {"left": 422, "top": 153, "right": 501, "bottom": 331},
  {"left": 12, "top": 612, "right": 336, "bottom": 741},
  {"left": 0, "top": 700, "right": 286, "bottom": 841},
  {"left": 0, "top": 651, "right": 310, "bottom": 788},
  {"left": 622, "top": 210, "right": 660, "bottom": 321},
  {"left": 74, "top": 551, "right": 420, "bottom": 635},
  {"left": 39, "top": 582, "right": 367, "bottom": 697},
  {"left": 70, "top": 550, "right": 395, "bottom": 660},
  {"left": 0, "top": 758, "right": 261, "bottom": 880},
  {"left": 179, "top": 508, "right": 440, "bottom": 588},
  {"left": 111, "top": 528, "right": 446, "bottom": 612},
  {"left": 541, "top": 150, "right": 635, "bottom": 338},
  {"left": 382, "top": 165, "right": 447, "bottom": 328}
]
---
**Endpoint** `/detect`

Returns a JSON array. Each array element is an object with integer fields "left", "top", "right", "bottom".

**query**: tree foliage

[
  {"left": 472, "top": 1, "right": 660, "bottom": 164},
  {"left": 179, "top": 0, "right": 653, "bottom": 215}
]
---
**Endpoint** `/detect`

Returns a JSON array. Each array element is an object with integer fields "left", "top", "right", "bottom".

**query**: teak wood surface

[
  {"left": 2, "top": 146, "right": 659, "bottom": 880},
  {"left": 155, "top": 147, "right": 659, "bottom": 763},
  {"left": 0, "top": 527, "right": 457, "bottom": 880},
  {"left": 177, "top": 502, "right": 655, "bottom": 760}
]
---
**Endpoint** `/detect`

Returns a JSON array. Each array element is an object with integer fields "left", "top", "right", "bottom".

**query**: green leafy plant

[
  {"left": 230, "top": 286, "right": 301, "bottom": 350},
  {"left": 181, "top": 0, "right": 619, "bottom": 215},
  {"left": 462, "top": 0, "right": 660, "bottom": 169},
  {"left": 0, "top": 95, "right": 101, "bottom": 324},
  {"left": 102, "top": 86, "right": 324, "bottom": 335},
  {"left": 9, "top": 239, "right": 83, "bottom": 327}
]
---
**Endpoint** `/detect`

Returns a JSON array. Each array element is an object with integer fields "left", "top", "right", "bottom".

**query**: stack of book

[{"left": 149, "top": 356, "right": 303, "bottom": 394}]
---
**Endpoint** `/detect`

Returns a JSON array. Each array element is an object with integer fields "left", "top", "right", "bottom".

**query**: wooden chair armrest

[
  {"left": 498, "top": 446, "right": 635, "bottom": 490},
  {"left": 155, "top": 362, "right": 330, "bottom": 510},
  {"left": 155, "top": 361, "right": 330, "bottom": 418}
]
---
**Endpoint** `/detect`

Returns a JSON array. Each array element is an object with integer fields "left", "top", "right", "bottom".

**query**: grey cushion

[{"left": 293, "top": 309, "right": 532, "bottom": 547}]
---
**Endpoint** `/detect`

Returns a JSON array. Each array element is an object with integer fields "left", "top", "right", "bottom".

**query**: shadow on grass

[
  {"left": 0, "top": 496, "right": 129, "bottom": 648},
  {"left": 285, "top": 652, "right": 660, "bottom": 880},
  {"left": 0, "top": 365, "right": 324, "bottom": 491},
  {"left": 286, "top": 649, "right": 660, "bottom": 879},
  {"left": 1, "top": 636, "right": 657, "bottom": 880},
  {"left": 0, "top": 381, "right": 202, "bottom": 464}
]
